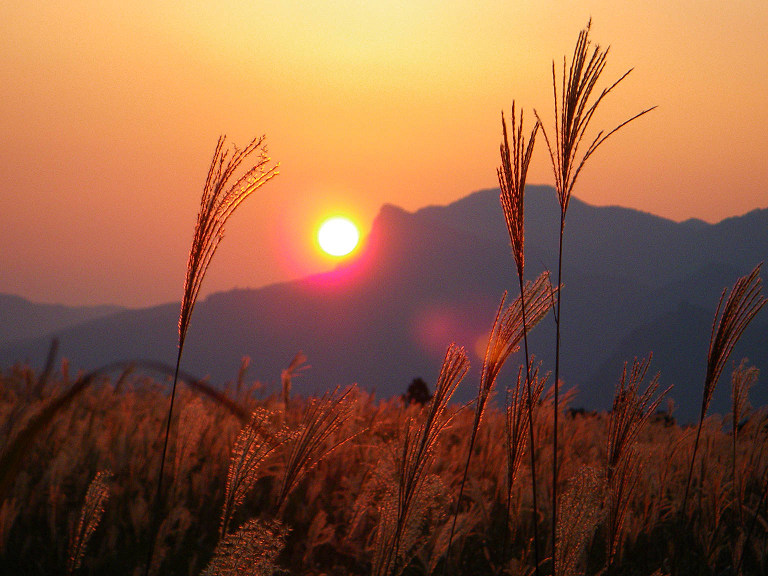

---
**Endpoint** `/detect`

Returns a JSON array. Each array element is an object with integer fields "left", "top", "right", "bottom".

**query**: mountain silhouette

[{"left": 1, "top": 186, "right": 766, "bottom": 422}]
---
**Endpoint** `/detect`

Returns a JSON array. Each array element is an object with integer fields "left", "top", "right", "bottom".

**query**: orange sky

[{"left": 1, "top": 2, "right": 766, "bottom": 307}]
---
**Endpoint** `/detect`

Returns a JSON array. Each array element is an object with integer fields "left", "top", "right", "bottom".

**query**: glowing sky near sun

[{"left": 1, "top": 1, "right": 766, "bottom": 307}]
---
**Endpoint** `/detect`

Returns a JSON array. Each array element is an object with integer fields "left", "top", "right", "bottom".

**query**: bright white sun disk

[{"left": 318, "top": 217, "right": 359, "bottom": 256}]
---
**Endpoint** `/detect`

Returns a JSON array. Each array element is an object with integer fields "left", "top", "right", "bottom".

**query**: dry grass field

[{"left": 1, "top": 355, "right": 767, "bottom": 575}]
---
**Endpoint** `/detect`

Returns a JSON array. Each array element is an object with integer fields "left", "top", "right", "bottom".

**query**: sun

[{"left": 317, "top": 216, "right": 360, "bottom": 257}]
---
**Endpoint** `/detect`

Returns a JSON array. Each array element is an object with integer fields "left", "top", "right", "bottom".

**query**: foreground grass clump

[{"left": 1, "top": 359, "right": 768, "bottom": 575}]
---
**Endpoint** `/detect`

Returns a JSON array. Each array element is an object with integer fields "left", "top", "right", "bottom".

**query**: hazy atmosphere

[{"left": 2, "top": 1, "right": 767, "bottom": 307}]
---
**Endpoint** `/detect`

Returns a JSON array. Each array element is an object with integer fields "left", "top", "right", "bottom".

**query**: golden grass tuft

[
  {"left": 275, "top": 385, "right": 357, "bottom": 515},
  {"left": 202, "top": 517, "right": 288, "bottom": 576},
  {"left": 605, "top": 355, "right": 670, "bottom": 567},
  {"left": 556, "top": 466, "right": 606, "bottom": 576}
]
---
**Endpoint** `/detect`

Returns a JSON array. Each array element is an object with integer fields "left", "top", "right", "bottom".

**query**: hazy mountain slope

[
  {"left": 0, "top": 204, "right": 515, "bottom": 401},
  {"left": 0, "top": 294, "right": 123, "bottom": 344}
]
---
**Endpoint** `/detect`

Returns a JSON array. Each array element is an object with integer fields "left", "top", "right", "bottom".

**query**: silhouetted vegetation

[{"left": 402, "top": 378, "right": 432, "bottom": 406}]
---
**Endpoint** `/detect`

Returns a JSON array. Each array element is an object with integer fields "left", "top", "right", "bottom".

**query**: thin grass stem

[
  {"left": 143, "top": 135, "right": 277, "bottom": 576},
  {"left": 535, "top": 22, "right": 654, "bottom": 573}
]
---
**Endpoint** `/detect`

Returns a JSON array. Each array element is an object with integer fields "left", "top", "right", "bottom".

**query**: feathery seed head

[
  {"left": 178, "top": 136, "right": 279, "bottom": 348},
  {"left": 703, "top": 264, "right": 765, "bottom": 421},
  {"left": 535, "top": 20, "right": 655, "bottom": 219},
  {"left": 67, "top": 470, "right": 111, "bottom": 575},
  {"left": 498, "top": 102, "right": 539, "bottom": 279}
]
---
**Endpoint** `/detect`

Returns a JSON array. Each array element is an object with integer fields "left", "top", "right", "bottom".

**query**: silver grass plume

[
  {"left": 281, "top": 351, "right": 309, "bottom": 409},
  {"left": 605, "top": 355, "right": 669, "bottom": 567},
  {"left": 480, "top": 273, "right": 555, "bottom": 415},
  {"left": 731, "top": 361, "right": 758, "bottom": 526},
  {"left": 275, "top": 385, "right": 357, "bottom": 515},
  {"left": 731, "top": 360, "right": 757, "bottom": 438},
  {"left": 556, "top": 467, "right": 606, "bottom": 576},
  {"left": 178, "top": 136, "right": 279, "bottom": 348},
  {"left": 203, "top": 518, "right": 288, "bottom": 576},
  {"left": 504, "top": 362, "right": 548, "bottom": 564},
  {"left": 506, "top": 364, "right": 548, "bottom": 504},
  {"left": 535, "top": 19, "right": 655, "bottom": 219},
  {"left": 220, "top": 409, "right": 286, "bottom": 538},
  {"left": 498, "top": 101, "right": 538, "bottom": 280},
  {"left": 374, "top": 344, "right": 469, "bottom": 576},
  {"left": 704, "top": 265, "right": 765, "bottom": 420},
  {"left": 374, "top": 472, "right": 447, "bottom": 576},
  {"left": 67, "top": 470, "right": 111, "bottom": 576},
  {"left": 683, "top": 264, "right": 765, "bottom": 514}
]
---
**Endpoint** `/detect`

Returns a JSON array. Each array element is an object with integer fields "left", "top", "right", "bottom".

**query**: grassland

[{"left": 1, "top": 356, "right": 767, "bottom": 575}]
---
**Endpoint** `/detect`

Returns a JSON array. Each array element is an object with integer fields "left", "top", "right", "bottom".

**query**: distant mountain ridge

[
  {"left": 0, "top": 294, "right": 123, "bottom": 344},
  {"left": 1, "top": 186, "right": 766, "bottom": 423}
]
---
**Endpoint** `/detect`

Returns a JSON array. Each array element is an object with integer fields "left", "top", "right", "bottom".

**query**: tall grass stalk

[
  {"left": 145, "top": 135, "right": 278, "bottom": 575},
  {"left": 497, "top": 101, "right": 542, "bottom": 574},
  {"left": 681, "top": 264, "right": 765, "bottom": 516},
  {"left": 534, "top": 21, "right": 654, "bottom": 573},
  {"left": 505, "top": 364, "right": 547, "bottom": 562}
]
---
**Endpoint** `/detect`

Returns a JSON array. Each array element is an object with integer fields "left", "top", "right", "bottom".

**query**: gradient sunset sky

[{"left": 2, "top": 2, "right": 767, "bottom": 307}]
